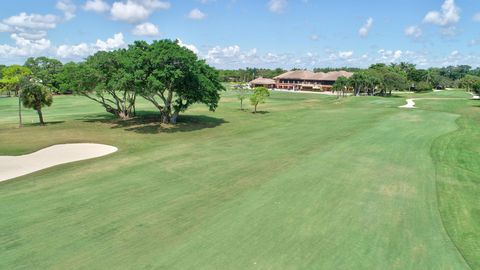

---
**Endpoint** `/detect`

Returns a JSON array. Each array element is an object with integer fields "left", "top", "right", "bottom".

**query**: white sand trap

[
  {"left": 0, "top": 143, "right": 118, "bottom": 182},
  {"left": 399, "top": 99, "right": 416, "bottom": 109}
]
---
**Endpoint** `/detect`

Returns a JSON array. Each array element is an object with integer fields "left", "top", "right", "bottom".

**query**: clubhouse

[{"left": 249, "top": 70, "right": 353, "bottom": 91}]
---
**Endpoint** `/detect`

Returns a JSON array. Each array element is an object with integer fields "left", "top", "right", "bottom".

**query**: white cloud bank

[{"left": 56, "top": 33, "right": 125, "bottom": 59}]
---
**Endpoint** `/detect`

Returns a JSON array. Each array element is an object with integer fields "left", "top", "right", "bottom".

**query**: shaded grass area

[{"left": 0, "top": 91, "right": 478, "bottom": 269}]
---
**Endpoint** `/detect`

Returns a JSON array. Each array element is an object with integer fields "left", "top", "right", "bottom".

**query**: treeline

[
  {"left": 218, "top": 68, "right": 286, "bottom": 82},
  {"left": 0, "top": 40, "right": 225, "bottom": 125},
  {"left": 218, "top": 63, "right": 480, "bottom": 94},
  {"left": 333, "top": 63, "right": 480, "bottom": 96}
]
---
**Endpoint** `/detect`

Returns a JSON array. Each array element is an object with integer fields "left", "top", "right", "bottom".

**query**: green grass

[{"left": 0, "top": 91, "right": 479, "bottom": 269}]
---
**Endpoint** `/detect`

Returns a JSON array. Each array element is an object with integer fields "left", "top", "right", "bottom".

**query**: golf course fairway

[{"left": 0, "top": 90, "right": 478, "bottom": 269}]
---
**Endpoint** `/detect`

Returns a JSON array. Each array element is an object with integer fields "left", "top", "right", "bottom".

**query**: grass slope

[{"left": 0, "top": 91, "right": 478, "bottom": 269}]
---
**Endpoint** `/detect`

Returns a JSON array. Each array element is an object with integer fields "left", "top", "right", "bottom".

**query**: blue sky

[{"left": 1, "top": 0, "right": 480, "bottom": 69}]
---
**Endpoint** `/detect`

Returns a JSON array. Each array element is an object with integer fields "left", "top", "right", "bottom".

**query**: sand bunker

[
  {"left": 0, "top": 143, "right": 118, "bottom": 182},
  {"left": 399, "top": 99, "right": 416, "bottom": 109}
]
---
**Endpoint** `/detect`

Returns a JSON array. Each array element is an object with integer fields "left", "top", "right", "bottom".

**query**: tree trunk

[
  {"left": 253, "top": 103, "right": 257, "bottom": 113},
  {"left": 37, "top": 109, "right": 45, "bottom": 125},
  {"left": 161, "top": 112, "right": 170, "bottom": 124},
  {"left": 18, "top": 92, "right": 22, "bottom": 128},
  {"left": 170, "top": 111, "right": 179, "bottom": 124},
  {"left": 240, "top": 99, "right": 243, "bottom": 110}
]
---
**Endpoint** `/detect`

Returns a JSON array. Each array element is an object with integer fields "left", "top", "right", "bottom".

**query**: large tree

[
  {"left": 131, "top": 40, "right": 224, "bottom": 124},
  {"left": 383, "top": 71, "right": 409, "bottom": 95},
  {"left": 63, "top": 50, "right": 137, "bottom": 119},
  {"left": 24, "top": 57, "right": 63, "bottom": 92},
  {"left": 21, "top": 81, "right": 53, "bottom": 125},
  {"left": 458, "top": 75, "right": 480, "bottom": 92}
]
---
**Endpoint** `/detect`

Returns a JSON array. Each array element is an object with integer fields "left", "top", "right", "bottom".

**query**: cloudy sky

[{"left": 1, "top": 0, "right": 480, "bottom": 69}]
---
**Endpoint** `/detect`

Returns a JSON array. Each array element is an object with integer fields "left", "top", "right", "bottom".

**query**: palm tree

[
  {"left": 332, "top": 76, "right": 349, "bottom": 98},
  {"left": 21, "top": 81, "right": 53, "bottom": 125}
]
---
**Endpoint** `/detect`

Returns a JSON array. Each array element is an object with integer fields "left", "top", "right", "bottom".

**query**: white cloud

[
  {"left": 0, "top": 23, "right": 10, "bottom": 32},
  {"left": 187, "top": 9, "right": 206, "bottom": 20},
  {"left": 204, "top": 45, "right": 259, "bottom": 66},
  {"left": 95, "top": 33, "right": 125, "bottom": 51},
  {"left": 132, "top": 22, "right": 160, "bottom": 36},
  {"left": 268, "top": 0, "right": 287, "bottom": 14},
  {"left": 56, "top": 32, "right": 125, "bottom": 59},
  {"left": 56, "top": 43, "right": 92, "bottom": 59},
  {"left": 404, "top": 25, "right": 422, "bottom": 39},
  {"left": 423, "top": 0, "right": 460, "bottom": 26},
  {"left": 338, "top": 51, "right": 354, "bottom": 59},
  {"left": 310, "top": 34, "right": 319, "bottom": 41},
  {"left": 177, "top": 39, "right": 199, "bottom": 54},
  {"left": 111, "top": 0, "right": 170, "bottom": 23},
  {"left": 378, "top": 49, "right": 403, "bottom": 62},
  {"left": 83, "top": 0, "right": 110, "bottom": 13},
  {"left": 3, "top": 13, "right": 59, "bottom": 30},
  {"left": 0, "top": 34, "right": 52, "bottom": 58},
  {"left": 358, "top": 17, "right": 373, "bottom": 37},
  {"left": 56, "top": 0, "right": 76, "bottom": 21},
  {"left": 0, "top": 12, "right": 59, "bottom": 47},
  {"left": 473, "top": 13, "right": 480, "bottom": 22},
  {"left": 439, "top": 25, "right": 458, "bottom": 36}
]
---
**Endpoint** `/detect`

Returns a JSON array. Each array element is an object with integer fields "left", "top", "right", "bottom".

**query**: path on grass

[{"left": 0, "top": 143, "right": 118, "bottom": 182}]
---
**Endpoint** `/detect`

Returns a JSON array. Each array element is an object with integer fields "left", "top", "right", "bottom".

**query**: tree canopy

[
  {"left": 250, "top": 87, "right": 270, "bottom": 113},
  {"left": 130, "top": 40, "right": 224, "bottom": 124},
  {"left": 0, "top": 65, "right": 32, "bottom": 96},
  {"left": 24, "top": 57, "right": 63, "bottom": 93},
  {"left": 59, "top": 39, "right": 224, "bottom": 123}
]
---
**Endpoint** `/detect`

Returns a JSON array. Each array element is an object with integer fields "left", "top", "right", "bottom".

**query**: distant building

[
  {"left": 273, "top": 70, "right": 353, "bottom": 91},
  {"left": 249, "top": 77, "right": 276, "bottom": 89}
]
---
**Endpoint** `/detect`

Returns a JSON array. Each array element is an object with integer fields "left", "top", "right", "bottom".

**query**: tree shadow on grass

[
  {"left": 23, "top": 121, "right": 65, "bottom": 127},
  {"left": 252, "top": 111, "right": 270, "bottom": 114},
  {"left": 80, "top": 111, "right": 228, "bottom": 134}
]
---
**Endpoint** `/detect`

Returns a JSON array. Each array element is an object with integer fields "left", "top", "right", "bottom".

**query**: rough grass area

[{"left": 0, "top": 90, "right": 478, "bottom": 269}]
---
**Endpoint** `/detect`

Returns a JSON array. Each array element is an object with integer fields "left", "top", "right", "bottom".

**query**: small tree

[
  {"left": 250, "top": 87, "right": 270, "bottom": 113},
  {"left": 236, "top": 87, "right": 250, "bottom": 110},
  {"left": 0, "top": 65, "right": 32, "bottom": 127},
  {"left": 21, "top": 81, "right": 53, "bottom": 125}
]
